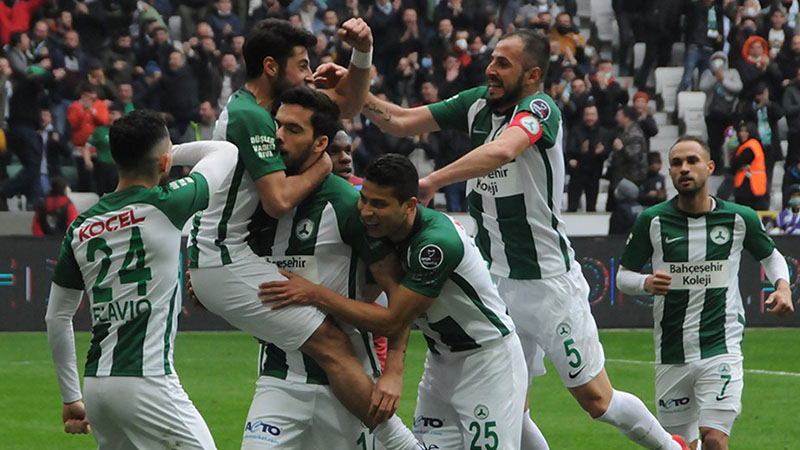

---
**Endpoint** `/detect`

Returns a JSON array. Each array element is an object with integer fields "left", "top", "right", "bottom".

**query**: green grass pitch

[{"left": 2, "top": 329, "right": 798, "bottom": 449}]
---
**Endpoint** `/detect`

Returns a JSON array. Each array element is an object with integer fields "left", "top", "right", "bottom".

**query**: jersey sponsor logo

[
  {"left": 168, "top": 176, "right": 195, "bottom": 191},
  {"left": 249, "top": 134, "right": 276, "bottom": 160},
  {"left": 473, "top": 404, "right": 490, "bottom": 420},
  {"left": 529, "top": 98, "right": 551, "bottom": 120},
  {"left": 468, "top": 161, "right": 523, "bottom": 197},
  {"left": 92, "top": 299, "right": 151, "bottom": 323},
  {"left": 667, "top": 261, "right": 730, "bottom": 289},
  {"left": 414, "top": 416, "right": 444, "bottom": 428},
  {"left": 244, "top": 421, "right": 282, "bottom": 443},
  {"left": 709, "top": 226, "right": 731, "bottom": 245},
  {"left": 295, "top": 219, "right": 314, "bottom": 240},
  {"left": 658, "top": 397, "right": 690, "bottom": 410},
  {"left": 78, "top": 209, "right": 145, "bottom": 242},
  {"left": 419, "top": 244, "right": 444, "bottom": 270},
  {"left": 266, "top": 256, "right": 318, "bottom": 281}
]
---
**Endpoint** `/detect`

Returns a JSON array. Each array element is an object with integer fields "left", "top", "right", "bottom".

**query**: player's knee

[
  {"left": 301, "top": 319, "right": 356, "bottom": 368},
  {"left": 699, "top": 428, "right": 728, "bottom": 450}
]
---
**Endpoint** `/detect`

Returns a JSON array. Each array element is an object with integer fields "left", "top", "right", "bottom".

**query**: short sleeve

[
  {"left": 742, "top": 209, "right": 775, "bottom": 260},
  {"left": 227, "top": 110, "right": 285, "bottom": 180},
  {"left": 401, "top": 237, "right": 463, "bottom": 298},
  {"left": 157, "top": 172, "right": 210, "bottom": 229},
  {"left": 515, "top": 94, "right": 561, "bottom": 149},
  {"left": 52, "top": 231, "right": 85, "bottom": 290},
  {"left": 620, "top": 212, "right": 654, "bottom": 271},
  {"left": 506, "top": 111, "right": 543, "bottom": 146},
  {"left": 427, "top": 86, "right": 487, "bottom": 133}
]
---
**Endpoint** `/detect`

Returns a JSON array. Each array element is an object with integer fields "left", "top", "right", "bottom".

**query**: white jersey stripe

[
  {"left": 651, "top": 216, "right": 665, "bottom": 363},
  {"left": 682, "top": 217, "right": 706, "bottom": 361},
  {"left": 725, "top": 215, "right": 747, "bottom": 353}
]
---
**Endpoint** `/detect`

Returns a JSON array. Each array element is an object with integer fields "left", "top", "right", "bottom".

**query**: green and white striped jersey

[
  {"left": 428, "top": 87, "right": 574, "bottom": 280},
  {"left": 189, "top": 88, "right": 283, "bottom": 268},
  {"left": 248, "top": 175, "right": 388, "bottom": 384},
  {"left": 396, "top": 206, "right": 515, "bottom": 355},
  {"left": 52, "top": 175, "right": 210, "bottom": 377},
  {"left": 620, "top": 197, "right": 776, "bottom": 364}
]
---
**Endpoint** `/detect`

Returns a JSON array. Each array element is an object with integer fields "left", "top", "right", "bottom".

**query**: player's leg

[
  {"left": 84, "top": 377, "right": 138, "bottom": 450},
  {"left": 84, "top": 375, "right": 217, "bottom": 450},
  {"left": 494, "top": 276, "right": 550, "bottom": 450},
  {"left": 411, "top": 355, "right": 464, "bottom": 450},
  {"left": 450, "top": 334, "right": 528, "bottom": 450},
  {"left": 241, "top": 377, "right": 315, "bottom": 449},
  {"left": 309, "top": 385, "right": 399, "bottom": 450},
  {"left": 694, "top": 355, "right": 742, "bottom": 450}
]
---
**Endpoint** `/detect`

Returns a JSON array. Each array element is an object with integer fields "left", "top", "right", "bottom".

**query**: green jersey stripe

[
  {"left": 423, "top": 334, "right": 441, "bottom": 355},
  {"left": 360, "top": 330, "right": 381, "bottom": 378},
  {"left": 85, "top": 323, "right": 111, "bottom": 376},
  {"left": 302, "top": 354, "right": 329, "bottom": 385},
  {"left": 188, "top": 214, "right": 201, "bottom": 269},
  {"left": 215, "top": 159, "right": 246, "bottom": 265},
  {"left": 260, "top": 343, "right": 289, "bottom": 379},
  {"left": 162, "top": 284, "right": 177, "bottom": 374},
  {"left": 467, "top": 190, "right": 492, "bottom": 268},
  {"left": 660, "top": 291, "right": 689, "bottom": 364},
  {"left": 428, "top": 316, "right": 480, "bottom": 352},
  {"left": 286, "top": 196, "right": 327, "bottom": 255},
  {"left": 699, "top": 288, "right": 728, "bottom": 358},
  {"left": 540, "top": 149, "right": 571, "bottom": 272},
  {"left": 110, "top": 307, "right": 151, "bottom": 375},
  {"left": 495, "top": 195, "right": 541, "bottom": 279},
  {"left": 449, "top": 272, "right": 510, "bottom": 336}
]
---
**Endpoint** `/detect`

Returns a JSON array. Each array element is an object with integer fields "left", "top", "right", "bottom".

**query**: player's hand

[
  {"left": 313, "top": 62, "right": 348, "bottom": 89},
  {"left": 644, "top": 270, "right": 672, "bottom": 296},
  {"left": 338, "top": 18, "right": 373, "bottom": 53},
  {"left": 369, "top": 370, "right": 402, "bottom": 424},
  {"left": 417, "top": 176, "right": 436, "bottom": 206},
  {"left": 766, "top": 282, "right": 794, "bottom": 317},
  {"left": 185, "top": 270, "right": 206, "bottom": 311},
  {"left": 62, "top": 400, "right": 91, "bottom": 434},
  {"left": 259, "top": 270, "right": 320, "bottom": 309}
]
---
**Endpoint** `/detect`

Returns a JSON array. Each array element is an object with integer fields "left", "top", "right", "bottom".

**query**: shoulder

[
  {"left": 410, "top": 208, "right": 464, "bottom": 261},
  {"left": 717, "top": 198, "right": 759, "bottom": 220},
  {"left": 517, "top": 92, "right": 561, "bottom": 122}
]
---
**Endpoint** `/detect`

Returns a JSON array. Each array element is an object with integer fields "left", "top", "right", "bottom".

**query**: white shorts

[
  {"left": 412, "top": 333, "right": 527, "bottom": 450},
  {"left": 655, "top": 353, "right": 743, "bottom": 437},
  {"left": 242, "top": 376, "right": 383, "bottom": 450},
  {"left": 191, "top": 253, "right": 326, "bottom": 351},
  {"left": 84, "top": 374, "right": 216, "bottom": 450},
  {"left": 495, "top": 263, "right": 605, "bottom": 388}
]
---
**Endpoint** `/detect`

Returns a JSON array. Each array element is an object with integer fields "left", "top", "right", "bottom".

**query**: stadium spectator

[
  {"left": 567, "top": 104, "right": 609, "bottom": 212},
  {"left": 39, "top": 108, "right": 70, "bottom": 195},
  {"left": 115, "top": 82, "right": 135, "bottom": 113},
  {"left": 137, "top": 24, "right": 173, "bottom": 71},
  {"left": 782, "top": 66, "right": 800, "bottom": 166},
  {"left": 434, "top": 0, "right": 476, "bottom": 31},
  {"left": 591, "top": 59, "right": 628, "bottom": 129},
  {"left": 743, "top": 83, "right": 783, "bottom": 187},
  {"left": 68, "top": 85, "right": 109, "bottom": 192},
  {"left": 180, "top": 100, "right": 217, "bottom": 142},
  {"left": 157, "top": 50, "right": 202, "bottom": 142},
  {"left": 51, "top": 29, "right": 89, "bottom": 135},
  {"left": 609, "top": 178, "right": 643, "bottom": 236},
  {"left": 737, "top": 35, "right": 782, "bottom": 103},
  {"left": 368, "top": 0, "right": 402, "bottom": 73},
  {"left": 71, "top": 0, "right": 108, "bottom": 59},
  {"left": 635, "top": 0, "right": 680, "bottom": 90},
  {"left": 0, "top": 57, "right": 11, "bottom": 127},
  {"left": 435, "top": 51, "right": 468, "bottom": 100},
  {"left": 607, "top": 106, "right": 647, "bottom": 212},
  {"left": 179, "top": 0, "right": 213, "bottom": 40},
  {"left": 78, "top": 61, "right": 116, "bottom": 102},
  {"left": 465, "top": 32, "right": 490, "bottom": 86},
  {"left": 760, "top": 6, "right": 794, "bottom": 60},
  {"left": 217, "top": 52, "right": 245, "bottom": 109},
  {"left": 397, "top": 8, "right": 428, "bottom": 59},
  {"left": 0, "top": 0, "right": 46, "bottom": 45},
  {"left": 103, "top": 31, "right": 137, "bottom": 85},
  {"left": 700, "top": 51, "right": 742, "bottom": 167},
  {"left": 549, "top": 12, "right": 584, "bottom": 60},
  {"left": 206, "top": 0, "right": 242, "bottom": 48},
  {"left": 782, "top": 160, "right": 800, "bottom": 206},
  {"left": 31, "top": 176, "right": 77, "bottom": 236},
  {"left": 776, "top": 184, "right": 800, "bottom": 233},
  {"left": 613, "top": 0, "right": 643, "bottom": 77},
  {"left": 6, "top": 32, "right": 31, "bottom": 76},
  {"left": 638, "top": 151, "right": 667, "bottom": 208},
  {"left": 563, "top": 75, "right": 590, "bottom": 130},
  {"left": 429, "top": 17, "right": 454, "bottom": 64},
  {"left": 732, "top": 122, "right": 770, "bottom": 210},
  {"left": 85, "top": 105, "right": 123, "bottom": 194},
  {"left": 633, "top": 91, "right": 658, "bottom": 151},
  {"left": 678, "top": 0, "right": 725, "bottom": 93}
]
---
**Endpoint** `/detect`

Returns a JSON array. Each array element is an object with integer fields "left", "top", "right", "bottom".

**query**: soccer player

[
  {"left": 45, "top": 110, "right": 238, "bottom": 448},
  {"left": 259, "top": 154, "right": 528, "bottom": 450},
  {"left": 616, "top": 136, "right": 794, "bottom": 450},
  {"left": 235, "top": 86, "right": 414, "bottom": 449},
  {"left": 186, "top": 19, "right": 417, "bottom": 446},
  {"left": 358, "top": 29, "right": 688, "bottom": 450}
]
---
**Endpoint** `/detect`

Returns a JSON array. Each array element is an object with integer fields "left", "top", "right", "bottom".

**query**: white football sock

[
  {"left": 521, "top": 409, "right": 550, "bottom": 450},
  {"left": 374, "top": 415, "right": 420, "bottom": 450},
  {"left": 595, "top": 390, "right": 680, "bottom": 450}
]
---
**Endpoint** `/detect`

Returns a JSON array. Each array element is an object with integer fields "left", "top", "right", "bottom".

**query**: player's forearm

[
  {"left": 361, "top": 93, "right": 408, "bottom": 136},
  {"left": 268, "top": 157, "right": 329, "bottom": 217},
  {"left": 45, "top": 283, "right": 84, "bottom": 404},
  {"left": 383, "top": 326, "right": 410, "bottom": 376},
  {"left": 332, "top": 61, "right": 371, "bottom": 118},
  {"left": 171, "top": 140, "right": 236, "bottom": 167},
  {"left": 616, "top": 266, "right": 650, "bottom": 295},
  {"left": 760, "top": 249, "right": 790, "bottom": 289},
  {"left": 316, "top": 286, "right": 407, "bottom": 336},
  {"left": 426, "top": 140, "right": 513, "bottom": 191}
]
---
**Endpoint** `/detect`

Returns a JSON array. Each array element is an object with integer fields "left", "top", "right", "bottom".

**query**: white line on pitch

[{"left": 606, "top": 359, "right": 800, "bottom": 377}]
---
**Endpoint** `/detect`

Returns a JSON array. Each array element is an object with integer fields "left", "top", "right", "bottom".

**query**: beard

[
  {"left": 486, "top": 74, "right": 524, "bottom": 110},
  {"left": 675, "top": 176, "right": 705, "bottom": 195},
  {"left": 279, "top": 140, "right": 315, "bottom": 175}
]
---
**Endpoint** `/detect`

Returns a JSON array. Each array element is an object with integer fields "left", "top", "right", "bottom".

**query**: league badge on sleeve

[
  {"left": 419, "top": 244, "right": 444, "bottom": 270},
  {"left": 529, "top": 98, "right": 551, "bottom": 120}
]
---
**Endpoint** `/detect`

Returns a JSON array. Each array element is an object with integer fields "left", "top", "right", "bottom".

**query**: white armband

[
  {"left": 616, "top": 266, "right": 650, "bottom": 296},
  {"left": 350, "top": 47, "right": 373, "bottom": 70}
]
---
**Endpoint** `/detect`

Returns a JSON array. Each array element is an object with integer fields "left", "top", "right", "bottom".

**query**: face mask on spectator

[
  {"left": 710, "top": 58, "right": 724, "bottom": 73},
  {"left": 455, "top": 39, "right": 467, "bottom": 51},
  {"left": 556, "top": 24, "right": 571, "bottom": 34},
  {"left": 743, "top": 7, "right": 758, "bottom": 18},
  {"left": 789, "top": 197, "right": 800, "bottom": 207},
  {"left": 217, "top": 9, "right": 230, "bottom": 17},
  {"left": 422, "top": 57, "right": 432, "bottom": 69}
]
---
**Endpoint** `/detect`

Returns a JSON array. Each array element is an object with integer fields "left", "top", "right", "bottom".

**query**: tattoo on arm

[{"left": 364, "top": 102, "right": 392, "bottom": 122}]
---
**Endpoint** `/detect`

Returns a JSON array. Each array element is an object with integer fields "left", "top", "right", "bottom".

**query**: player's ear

[
  {"left": 526, "top": 66, "right": 542, "bottom": 87},
  {"left": 707, "top": 158, "right": 715, "bottom": 176},
  {"left": 313, "top": 135, "right": 329, "bottom": 154},
  {"left": 263, "top": 56, "right": 278, "bottom": 78},
  {"left": 405, "top": 196, "right": 418, "bottom": 214}
]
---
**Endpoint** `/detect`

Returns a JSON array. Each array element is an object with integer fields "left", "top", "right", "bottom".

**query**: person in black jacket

[
  {"left": 566, "top": 104, "right": 610, "bottom": 211},
  {"left": 783, "top": 66, "right": 800, "bottom": 167},
  {"left": 677, "top": 0, "right": 725, "bottom": 92},
  {"left": 609, "top": 178, "right": 643, "bottom": 235},
  {"left": 633, "top": 91, "right": 658, "bottom": 151},
  {"left": 591, "top": 59, "right": 628, "bottom": 129},
  {"left": 744, "top": 83, "right": 784, "bottom": 188},
  {"left": 638, "top": 151, "right": 667, "bottom": 207},
  {"left": 157, "top": 50, "right": 201, "bottom": 142},
  {"left": 635, "top": 0, "right": 682, "bottom": 90}
]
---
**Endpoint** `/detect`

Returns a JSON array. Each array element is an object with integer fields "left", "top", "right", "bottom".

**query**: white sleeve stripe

[{"left": 45, "top": 283, "right": 84, "bottom": 404}]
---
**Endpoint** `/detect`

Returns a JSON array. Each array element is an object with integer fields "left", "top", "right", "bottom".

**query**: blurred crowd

[{"left": 2, "top": 0, "right": 800, "bottom": 236}]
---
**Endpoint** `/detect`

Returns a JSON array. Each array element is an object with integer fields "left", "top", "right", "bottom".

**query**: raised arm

[
  {"left": 361, "top": 91, "right": 441, "bottom": 137},
  {"left": 318, "top": 18, "right": 374, "bottom": 118}
]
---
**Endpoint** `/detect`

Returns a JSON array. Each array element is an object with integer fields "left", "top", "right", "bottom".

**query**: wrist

[{"left": 350, "top": 47, "right": 373, "bottom": 69}]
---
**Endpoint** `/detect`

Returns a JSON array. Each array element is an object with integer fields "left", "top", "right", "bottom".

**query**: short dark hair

[
  {"left": 109, "top": 109, "right": 170, "bottom": 176},
  {"left": 243, "top": 18, "right": 316, "bottom": 80},
  {"left": 647, "top": 151, "right": 661, "bottom": 164},
  {"left": 9, "top": 32, "right": 24, "bottom": 47},
  {"left": 499, "top": 29, "right": 550, "bottom": 79},
  {"left": 277, "top": 85, "right": 341, "bottom": 141},
  {"left": 621, "top": 105, "right": 637, "bottom": 122},
  {"left": 79, "top": 84, "right": 96, "bottom": 95},
  {"left": 364, "top": 154, "right": 419, "bottom": 203},
  {"left": 670, "top": 135, "right": 711, "bottom": 159}
]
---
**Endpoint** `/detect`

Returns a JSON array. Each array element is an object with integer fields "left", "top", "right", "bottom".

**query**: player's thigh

[
  {"left": 309, "top": 388, "right": 373, "bottom": 450},
  {"left": 191, "top": 255, "right": 325, "bottom": 351},
  {"left": 531, "top": 267, "right": 606, "bottom": 388},
  {"left": 655, "top": 363, "right": 699, "bottom": 429},
  {"left": 494, "top": 276, "right": 546, "bottom": 379},
  {"left": 451, "top": 335, "right": 526, "bottom": 450},
  {"left": 85, "top": 375, "right": 216, "bottom": 450},
  {"left": 412, "top": 382, "right": 463, "bottom": 450},
  {"left": 695, "top": 354, "right": 742, "bottom": 436},
  {"left": 241, "top": 377, "right": 316, "bottom": 450}
]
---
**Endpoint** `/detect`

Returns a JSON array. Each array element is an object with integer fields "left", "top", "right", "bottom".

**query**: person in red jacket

[
  {"left": 31, "top": 176, "right": 77, "bottom": 236},
  {"left": 67, "top": 85, "right": 109, "bottom": 191},
  {"left": 0, "top": 0, "right": 47, "bottom": 45}
]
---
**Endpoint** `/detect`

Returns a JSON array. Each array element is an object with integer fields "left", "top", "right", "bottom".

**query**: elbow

[{"left": 261, "top": 198, "right": 292, "bottom": 219}]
